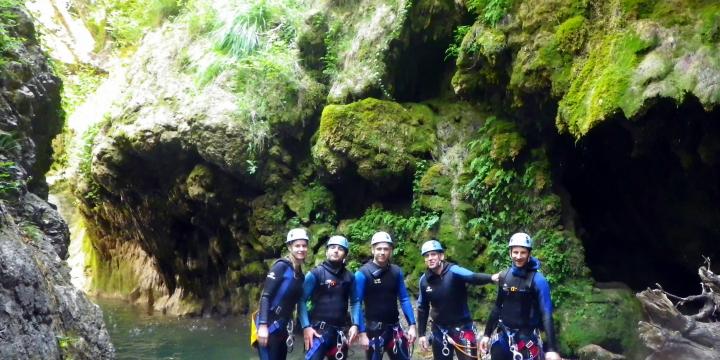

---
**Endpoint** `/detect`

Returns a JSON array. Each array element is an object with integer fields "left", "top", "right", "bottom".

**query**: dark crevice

[
  {"left": 323, "top": 167, "right": 415, "bottom": 220},
  {"left": 549, "top": 96, "right": 720, "bottom": 296}
]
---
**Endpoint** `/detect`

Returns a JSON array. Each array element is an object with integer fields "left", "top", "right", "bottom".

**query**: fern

[{"left": 467, "top": 0, "right": 513, "bottom": 26}]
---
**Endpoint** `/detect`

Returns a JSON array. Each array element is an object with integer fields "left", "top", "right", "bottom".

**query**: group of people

[{"left": 252, "top": 229, "right": 561, "bottom": 360}]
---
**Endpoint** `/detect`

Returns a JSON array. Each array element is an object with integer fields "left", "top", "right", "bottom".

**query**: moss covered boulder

[
  {"left": 313, "top": 98, "right": 437, "bottom": 186},
  {"left": 556, "top": 282, "right": 643, "bottom": 357},
  {"left": 453, "top": 0, "right": 720, "bottom": 137}
]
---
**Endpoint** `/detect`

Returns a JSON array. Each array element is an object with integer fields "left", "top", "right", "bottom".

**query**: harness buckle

[{"left": 318, "top": 321, "right": 326, "bottom": 330}]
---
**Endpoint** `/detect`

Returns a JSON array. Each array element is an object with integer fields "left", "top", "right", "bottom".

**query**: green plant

[
  {"left": 462, "top": 117, "right": 586, "bottom": 295},
  {"left": 0, "top": 161, "right": 20, "bottom": 197},
  {"left": 214, "top": 2, "right": 269, "bottom": 58},
  {"left": 57, "top": 334, "right": 77, "bottom": 360},
  {"left": 445, "top": 25, "right": 471, "bottom": 60},
  {"left": 321, "top": 20, "right": 343, "bottom": 79},
  {"left": 20, "top": 222, "right": 43, "bottom": 242},
  {"left": 85, "top": 0, "right": 187, "bottom": 54},
  {"left": 0, "top": 0, "right": 22, "bottom": 68},
  {"left": 77, "top": 122, "right": 106, "bottom": 206},
  {"left": 0, "top": 132, "right": 19, "bottom": 154},
  {"left": 467, "top": 0, "right": 514, "bottom": 26}
]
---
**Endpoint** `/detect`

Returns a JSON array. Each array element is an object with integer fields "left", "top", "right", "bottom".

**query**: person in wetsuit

[
  {"left": 255, "top": 228, "right": 309, "bottom": 360},
  {"left": 417, "top": 240, "right": 498, "bottom": 360},
  {"left": 355, "top": 231, "right": 417, "bottom": 360},
  {"left": 479, "top": 232, "right": 561, "bottom": 360},
  {"left": 299, "top": 235, "right": 360, "bottom": 360}
]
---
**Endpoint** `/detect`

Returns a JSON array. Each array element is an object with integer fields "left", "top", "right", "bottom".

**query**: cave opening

[{"left": 551, "top": 97, "right": 720, "bottom": 296}]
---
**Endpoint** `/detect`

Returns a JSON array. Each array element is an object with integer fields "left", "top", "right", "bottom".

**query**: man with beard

[
  {"left": 354, "top": 231, "right": 417, "bottom": 360},
  {"left": 299, "top": 235, "right": 360, "bottom": 360},
  {"left": 417, "top": 240, "right": 498, "bottom": 360},
  {"left": 479, "top": 233, "right": 561, "bottom": 360}
]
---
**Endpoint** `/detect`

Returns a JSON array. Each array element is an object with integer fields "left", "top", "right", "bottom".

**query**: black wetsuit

[
  {"left": 256, "top": 258, "right": 304, "bottom": 360},
  {"left": 484, "top": 257, "right": 557, "bottom": 360},
  {"left": 355, "top": 262, "right": 416, "bottom": 360},
  {"left": 299, "top": 260, "right": 359, "bottom": 360},
  {"left": 417, "top": 262, "right": 493, "bottom": 360}
]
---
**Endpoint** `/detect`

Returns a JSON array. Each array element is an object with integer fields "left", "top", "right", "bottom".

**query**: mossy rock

[
  {"left": 185, "top": 164, "right": 216, "bottom": 202},
  {"left": 281, "top": 181, "right": 336, "bottom": 223},
  {"left": 555, "top": 281, "right": 643, "bottom": 356},
  {"left": 248, "top": 194, "right": 288, "bottom": 251},
  {"left": 238, "top": 261, "right": 267, "bottom": 283},
  {"left": 418, "top": 163, "right": 452, "bottom": 195},
  {"left": 312, "top": 98, "right": 437, "bottom": 185}
]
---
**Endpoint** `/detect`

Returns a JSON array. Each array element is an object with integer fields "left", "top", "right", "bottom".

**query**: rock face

[
  {"left": 0, "top": 5, "right": 114, "bottom": 359},
  {"left": 66, "top": 0, "right": 720, "bottom": 357}
]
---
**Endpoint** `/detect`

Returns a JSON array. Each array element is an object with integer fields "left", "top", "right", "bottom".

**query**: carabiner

[
  {"left": 441, "top": 330, "right": 451, "bottom": 357},
  {"left": 334, "top": 331, "right": 346, "bottom": 360}
]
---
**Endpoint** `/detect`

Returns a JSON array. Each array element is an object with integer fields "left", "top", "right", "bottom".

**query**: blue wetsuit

[
  {"left": 355, "top": 262, "right": 416, "bottom": 360},
  {"left": 256, "top": 258, "right": 304, "bottom": 360},
  {"left": 417, "top": 262, "right": 493, "bottom": 360},
  {"left": 299, "top": 260, "right": 360, "bottom": 360},
  {"left": 484, "top": 257, "right": 557, "bottom": 360}
]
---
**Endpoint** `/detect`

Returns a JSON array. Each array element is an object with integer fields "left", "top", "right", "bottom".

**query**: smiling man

[
  {"left": 354, "top": 231, "right": 417, "bottom": 360},
  {"left": 299, "top": 235, "right": 360, "bottom": 360},
  {"left": 479, "top": 232, "right": 561, "bottom": 360},
  {"left": 416, "top": 240, "right": 498, "bottom": 360}
]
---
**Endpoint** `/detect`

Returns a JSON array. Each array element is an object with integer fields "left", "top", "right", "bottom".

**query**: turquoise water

[
  {"left": 97, "top": 298, "right": 429, "bottom": 359},
  {"left": 97, "top": 298, "right": 265, "bottom": 359}
]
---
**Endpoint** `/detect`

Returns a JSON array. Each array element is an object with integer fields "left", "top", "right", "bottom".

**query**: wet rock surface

[{"left": 0, "top": 6, "right": 114, "bottom": 359}]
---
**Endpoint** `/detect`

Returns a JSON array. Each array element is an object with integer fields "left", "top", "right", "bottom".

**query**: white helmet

[
  {"left": 371, "top": 231, "right": 393, "bottom": 246},
  {"left": 508, "top": 232, "right": 532, "bottom": 249},
  {"left": 286, "top": 228, "right": 309, "bottom": 244},
  {"left": 327, "top": 235, "right": 349, "bottom": 251},
  {"left": 420, "top": 240, "right": 444, "bottom": 256}
]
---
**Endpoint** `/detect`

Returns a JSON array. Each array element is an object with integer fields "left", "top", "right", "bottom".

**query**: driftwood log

[{"left": 637, "top": 260, "right": 720, "bottom": 360}]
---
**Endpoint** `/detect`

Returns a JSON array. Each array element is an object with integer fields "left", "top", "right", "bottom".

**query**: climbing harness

[
  {"left": 392, "top": 326, "right": 403, "bottom": 354},
  {"left": 438, "top": 326, "right": 482, "bottom": 359},
  {"left": 285, "top": 319, "right": 295, "bottom": 352},
  {"left": 370, "top": 335, "right": 385, "bottom": 360},
  {"left": 498, "top": 325, "right": 543, "bottom": 360},
  {"left": 508, "top": 331, "right": 523, "bottom": 360}
]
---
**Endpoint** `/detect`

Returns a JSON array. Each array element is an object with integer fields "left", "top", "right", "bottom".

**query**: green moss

[
  {"left": 238, "top": 261, "right": 267, "bottom": 282},
  {"left": 282, "top": 181, "right": 336, "bottom": 223},
  {"left": 464, "top": 117, "right": 588, "bottom": 286},
  {"left": 418, "top": 163, "right": 452, "bottom": 194},
  {"left": 557, "top": 30, "right": 655, "bottom": 137},
  {"left": 312, "top": 98, "right": 437, "bottom": 183},
  {"left": 344, "top": 207, "right": 437, "bottom": 287},
  {"left": 622, "top": 0, "right": 717, "bottom": 27},
  {"left": 0, "top": 0, "right": 22, "bottom": 69},
  {"left": 699, "top": 4, "right": 720, "bottom": 43},
  {"left": 83, "top": 224, "right": 140, "bottom": 295},
  {"left": 555, "top": 16, "right": 587, "bottom": 54},
  {"left": 555, "top": 281, "right": 643, "bottom": 356},
  {"left": 249, "top": 194, "right": 289, "bottom": 251}
]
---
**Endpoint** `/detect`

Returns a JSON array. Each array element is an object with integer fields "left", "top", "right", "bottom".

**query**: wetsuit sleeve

[
  {"left": 450, "top": 265, "right": 493, "bottom": 285},
  {"left": 396, "top": 269, "right": 416, "bottom": 325},
  {"left": 350, "top": 273, "right": 362, "bottom": 330},
  {"left": 354, "top": 271, "right": 367, "bottom": 332},
  {"left": 416, "top": 274, "right": 429, "bottom": 337},
  {"left": 299, "top": 271, "right": 317, "bottom": 329},
  {"left": 535, "top": 273, "right": 557, "bottom": 352},
  {"left": 258, "top": 261, "right": 287, "bottom": 325},
  {"left": 484, "top": 284, "right": 503, "bottom": 337}
]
